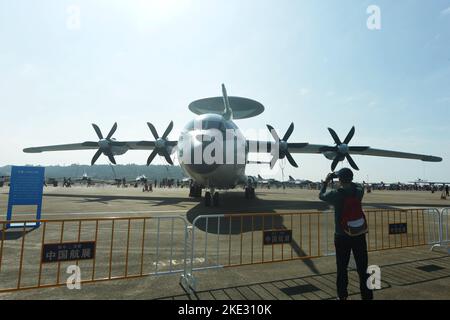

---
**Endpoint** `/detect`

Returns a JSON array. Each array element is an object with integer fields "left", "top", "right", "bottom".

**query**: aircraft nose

[
  {"left": 180, "top": 132, "right": 220, "bottom": 174},
  {"left": 195, "top": 133, "right": 212, "bottom": 142},
  {"left": 194, "top": 129, "right": 219, "bottom": 143}
]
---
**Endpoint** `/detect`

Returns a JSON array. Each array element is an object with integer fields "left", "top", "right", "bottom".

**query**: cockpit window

[{"left": 203, "top": 121, "right": 222, "bottom": 130}]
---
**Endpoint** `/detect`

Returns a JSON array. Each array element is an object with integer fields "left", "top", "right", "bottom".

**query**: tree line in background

[{"left": 0, "top": 164, "right": 186, "bottom": 181}]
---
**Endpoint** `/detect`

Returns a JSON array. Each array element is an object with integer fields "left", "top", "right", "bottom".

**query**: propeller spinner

[
  {"left": 89, "top": 123, "right": 125, "bottom": 165},
  {"left": 320, "top": 126, "right": 369, "bottom": 171},
  {"left": 267, "top": 122, "right": 298, "bottom": 169},
  {"left": 146, "top": 121, "right": 174, "bottom": 166}
]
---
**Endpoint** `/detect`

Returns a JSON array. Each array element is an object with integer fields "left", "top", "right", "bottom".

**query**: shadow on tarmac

[{"left": 158, "top": 254, "right": 450, "bottom": 300}]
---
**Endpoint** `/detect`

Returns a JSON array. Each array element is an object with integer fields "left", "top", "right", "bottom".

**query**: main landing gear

[
  {"left": 245, "top": 186, "right": 256, "bottom": 199},
  {"left": 204, "top": 189, "right": 219, "bottom": 207},
  {"left": 189, "top": 185, "right": 202, "bottom": 198},
  {"left": 189, "top": 184, "right": 219, "bottom": 207}
]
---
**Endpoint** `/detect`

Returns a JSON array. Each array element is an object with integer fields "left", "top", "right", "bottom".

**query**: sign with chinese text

[
  {"left": 263, "top": 230, "right": 292, "bottom": 245},
  {"left": 389, "top": 223, "right": 407, "bottom": 235},
  {"left": 42, "top": 242, "right": 96, "bottom": 263}
]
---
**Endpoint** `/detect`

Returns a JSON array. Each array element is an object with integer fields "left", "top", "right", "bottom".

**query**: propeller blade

[
  {"left": 285, "top": 151, "right": 298, "bottom": 168},
  {"left": 92, "top": 124, "right": 103, "bottom": 140},
  {"left": 91, "top": 149, "right": 103, "bottom": 166},
  {"left": 162, "top": 121, "right": 174, "bottom": 140},
  {"left": 331, "top": 157, "right": 340, "bottom": 171},
  {"left": 108, "top": 154, "right": 117, "bottom": 165},
  {"left": 106, "top": 122, "right": 118, "bottom": 140},
  {"left": 343, "top": 126, "right": 355, "bottom": 145},
  {"left": 163, "top": 150, "right": 174, "bottom": 165},
  {"left": 328, "top": 128, "right": 342, "bottom": 145},
  {"left": 267, "top": 125, "right": 280, "bottom": 142},
  {"left": 270, "top": 155, "right": 278, "bottom": 170},
  {"left": 346, "top": 154, "right": 359, "bottom": 171},
  {"left": 147, "top": 122, "right": 159, "bottom": 140},
  {"left": 282, "top": 122, "right": 294, "bottom": 141},
  {"left": 146, "top": 149, "right": 158, "bottom": 166}
]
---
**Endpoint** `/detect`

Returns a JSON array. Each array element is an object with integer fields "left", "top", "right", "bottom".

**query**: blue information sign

[{"left": 6, "top": 166, "right": 45, "bottom": 228}]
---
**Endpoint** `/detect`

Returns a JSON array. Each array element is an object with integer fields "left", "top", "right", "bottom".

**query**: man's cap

[{"left": 335, "top": 168, "right": 353, "bottom": 182}]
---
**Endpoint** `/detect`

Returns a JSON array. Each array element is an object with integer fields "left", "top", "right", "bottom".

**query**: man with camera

[{"left": 319, "top": 168, "right": 373, "bottom": 300}]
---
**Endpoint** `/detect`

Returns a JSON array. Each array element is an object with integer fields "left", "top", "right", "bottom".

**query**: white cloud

[{"left": 440, "top": 7, "right": 450, "bottom": 16}]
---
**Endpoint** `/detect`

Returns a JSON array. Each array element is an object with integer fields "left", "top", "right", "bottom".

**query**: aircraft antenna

[
  {"left": 279, "top": 158, "right": 286, "bottom": 191},
  {"left": 109, "top": 163, "right": 117, "bottom": 180},
  {"left": 221, "top": 84, "right": 233, "bottom": 120}
]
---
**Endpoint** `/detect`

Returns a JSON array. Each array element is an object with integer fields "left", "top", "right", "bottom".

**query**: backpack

[{"left": 339, "top": 186, "right": 368, "bottom": 236}]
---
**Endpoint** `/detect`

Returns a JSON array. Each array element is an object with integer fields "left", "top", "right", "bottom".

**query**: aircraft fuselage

[{"left": 177, "top": 114, "right": 248, "bottom": 189}]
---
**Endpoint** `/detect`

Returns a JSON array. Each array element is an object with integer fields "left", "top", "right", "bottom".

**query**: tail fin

[
  {"left": 222, "top": 84, "right": 233, "bottom": 120},
  {"left": 289, "top": 176, "right": 295, "bottom": 181},
  {"left": 258, "top": 174, "right": 263, "bottom": 180}
]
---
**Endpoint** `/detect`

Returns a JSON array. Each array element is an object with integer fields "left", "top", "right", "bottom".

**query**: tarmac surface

[{"left": 0, "top": 186, "right": 449, "bottom": 300}]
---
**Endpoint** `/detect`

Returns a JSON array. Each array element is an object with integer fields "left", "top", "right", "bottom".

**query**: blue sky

[{"left": 0, "top": 0, "right": 449, "bottom": 182}]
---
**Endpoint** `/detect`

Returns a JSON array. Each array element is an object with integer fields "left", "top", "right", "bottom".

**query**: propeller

[
  {"left": 146, "top": 121, "right": 174, "bottom": 166},
  {"left": 89, "top": 123, "right": 125, "bottom": 165},
  {"left": 266, "top": 122, "right": 298, "bottom": 169},
  {"left": 320, "top": 126, "right": 369, "bottom": 171}
]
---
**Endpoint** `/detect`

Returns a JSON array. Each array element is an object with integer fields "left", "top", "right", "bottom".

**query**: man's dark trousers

[{"left": 334, "top": 233, "right": 373, "bottom": 300}]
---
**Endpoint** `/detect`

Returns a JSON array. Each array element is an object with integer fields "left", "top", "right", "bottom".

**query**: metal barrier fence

[
  {"left": 184, "top": 208, "right": 443, "bottom": 291},
  {"left": 365, "top": 208, "right": 442, "bottom": 251},
  {"left": 431, "top": 208, "right": 450, "bottom": 251},
  {"left": 444, "top": 208, "right": 450, "bottom": 245},
  {"left": 0, "top": 216, "right": 189, "bottom": 293},
  {"left": 0, "top": 208, "right": 447, "bottom": 294}
]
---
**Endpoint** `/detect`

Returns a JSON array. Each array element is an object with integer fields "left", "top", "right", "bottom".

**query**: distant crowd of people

[
  {"left": 62, "top": 177, "right": 73, "bottom": 187},
  {"left": 255, "top": 183, "right": 323, "bottom": 190},
  {"left": 118, "top": 178, "right": 190, "bottom": 191},
  {"left": 363, "top": 182, "right": 449, "bottom": 194}
]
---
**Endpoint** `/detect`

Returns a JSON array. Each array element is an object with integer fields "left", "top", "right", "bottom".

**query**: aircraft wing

[
  {"left": 131, "top": 141, "right": 177, "bottom": 150},
  {"left": 292, "top": 144, "right": 442, "bottom": 162},
  {"left": 247, "top": 141, "right": 442, "bottom": 162},
  {"left": 412, "top": 181, "right": 450, "bottom": 184},
  {"left": 23, "top": 142, "right": 100, "bottom": 153},
  {"left": 23, "top": 141, "right": 174, "bottom": 153}
]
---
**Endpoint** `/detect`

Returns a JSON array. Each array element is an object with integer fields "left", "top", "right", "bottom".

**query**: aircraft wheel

[
  {"left": 250, "top": 188, "right": 256, "bottom": 199},
  {"left": 205, "top": 192, "right": 212, "bottom": 207},
  {"left": 245, "top": 187, "right": 249, "bottom": 199},
  {"left": 196, "top": 187, "right": 202, "bottom": 198},
  {"left": 213, "top": 192, "right": 219, "bottom": 206},
  {"left": 190, "top": 186, "right": 202, "bottom": 198}
]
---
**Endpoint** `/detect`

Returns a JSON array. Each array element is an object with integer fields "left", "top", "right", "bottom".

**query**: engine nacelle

[{"left": 323, "top": 152, "right": 337, "bottom": 160}]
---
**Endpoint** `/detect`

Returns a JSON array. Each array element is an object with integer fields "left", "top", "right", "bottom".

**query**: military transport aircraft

[{"left": 24, "top": 84, "right": 443, "bottom": 206}]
